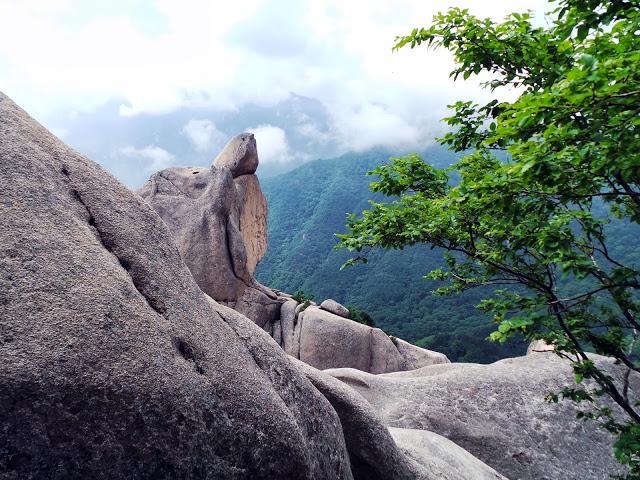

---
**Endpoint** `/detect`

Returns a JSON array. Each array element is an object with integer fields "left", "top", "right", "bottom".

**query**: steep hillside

[{"left": 256, "top": 147, "right": 527, "bottom": 363}]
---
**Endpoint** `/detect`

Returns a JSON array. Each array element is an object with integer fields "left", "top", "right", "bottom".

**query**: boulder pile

[
  {"left": 0, "top": 91, "right": 351, "bottom": 479},
  {"left": 324, "top": 352, "right": 633, "bottom": 480}
]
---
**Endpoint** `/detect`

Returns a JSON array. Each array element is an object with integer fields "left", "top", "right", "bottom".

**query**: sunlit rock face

[{"left": 213, "top": 132, "right": 259, "bottom": 178}]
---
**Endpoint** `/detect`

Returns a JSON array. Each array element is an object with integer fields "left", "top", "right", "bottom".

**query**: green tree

[
  {"left": 337, "top": 0, "right": 640, "bottom": 475},
  {"left": 347, "top": 305, "right": 377, "bottom": 327}
]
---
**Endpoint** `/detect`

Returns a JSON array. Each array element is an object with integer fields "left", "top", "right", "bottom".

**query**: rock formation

[
  {"left": 320, "top": 298, "right": 350, "bottom": 318},
  {"left": 292, "top": 358, "right": 507, "bottom": 480},
  {"left": 0, "top": 92, "right": 352, "bottom": 479},
  {"left": 280, "top": 304, "right": 448, "bottom": 373},
  {"left": 1, "top": 91, "right": 514, "bottom": 480},
  {"left": 2, "top": 91, "right": 634, "bottom": 480},
  {"left": 324, "top": 353, "right": 636, "bottom": 480},
  {"left": 213, "top": 132, "right": 259, "bottom": 177},
  {"left": 139, "top": 141, "right": 283, "bottom": 328},
  {"left": 140, "top": 139, "right": 449, "bottom": 375}
]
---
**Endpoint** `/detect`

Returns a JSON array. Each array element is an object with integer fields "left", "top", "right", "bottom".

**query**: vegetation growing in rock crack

[
  {"left": 347, "top": 306, "right": 377, "bottom": 327},
  {"left": 292, "top": 289, "right": 315, "bottom": 303},
  {"left": 337, "top": 0, "right": 640, "bottom": 475}
]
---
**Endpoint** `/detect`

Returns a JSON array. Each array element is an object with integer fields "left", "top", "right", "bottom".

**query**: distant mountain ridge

[{"left": 255, "top": 147, "right": 527, "bottom": 363}]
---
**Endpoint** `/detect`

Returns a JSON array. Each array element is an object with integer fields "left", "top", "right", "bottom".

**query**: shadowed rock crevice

[
  {"left": 62, "top": 168, "right": 168, "bottom": 317},
  {"left": 174, "top": 338, "right": 206, "bottom": 375}
]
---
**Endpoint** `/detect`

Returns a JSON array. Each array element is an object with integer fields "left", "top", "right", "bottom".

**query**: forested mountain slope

[{"left": 256, "top": 147, "right": 527, "bottom": 362}]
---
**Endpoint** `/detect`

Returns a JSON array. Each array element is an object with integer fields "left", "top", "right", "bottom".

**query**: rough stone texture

[
  {"left": 272, "top": 318, "right": 282, "bottom": 346},
  {"left": 295, "top": 306, "right": 448, "bottom": 374},
  {"left": 320, "top": 299, "right": 350, "bottom": 318},
  {"left": 233, "top": 174, "right": 267, "bottom": 275},
  {"left": 213, "top": 132, "right": 259, "bottom": 177},
  {"left": 139, "top": 161, "right": 284, "bottom": 326},
  {"left": 280, "top": 299, "right": 298, "bottom": 355},
  {"left": 293, "top": 359, "right": 430, "bottom": 480},
  {"left": 0, "top": 92, "right": 354, "bottom": 480},
  {"left": 389, "top": 428, "right": 507, "bottom": 480},
  {"left": 326, "top": 354, "right": 636, "bottom": 480},
  {"left": 294, "top": 359, "right": 507, "bottom": 480}
]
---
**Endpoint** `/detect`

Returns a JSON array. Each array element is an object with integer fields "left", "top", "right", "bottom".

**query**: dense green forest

[
  {"left": 256, "top": 147, "right": 527, "bottom": 363},
  {"left": 257, "top": 147, "right": 640, "bottom": 363}
]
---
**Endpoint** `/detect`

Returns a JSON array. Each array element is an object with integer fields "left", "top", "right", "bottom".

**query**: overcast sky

[{"left": 0, "top": 0, "right": 550, "bottom": 184}]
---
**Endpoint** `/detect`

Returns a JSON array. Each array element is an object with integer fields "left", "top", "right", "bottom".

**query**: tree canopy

[{"left": 337, "top": 0, "right": 640, "bottom": 475}]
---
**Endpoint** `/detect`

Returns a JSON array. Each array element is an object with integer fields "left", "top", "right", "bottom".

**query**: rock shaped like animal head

[{"left": 213, "top": 132, "right": 259, "bottom": 178}]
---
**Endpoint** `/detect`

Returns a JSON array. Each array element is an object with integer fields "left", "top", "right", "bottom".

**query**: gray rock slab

[
  {"left": 320, "top": 298, "right": 350, "bottom": 318},
  {"left": 295, "top": 307, "right": 448, "bottom": 374},
  {"left": 327, "top": 354, "right": 634, "bottom": 480},
  {"left": 389, "top": 427, "right": 507, "bottom": 480}
]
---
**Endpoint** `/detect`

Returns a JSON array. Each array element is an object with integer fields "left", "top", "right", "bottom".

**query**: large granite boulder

[
  {"left": 0, "top": 92, "right": 353, "bottom": 479},
  {"left": 389, "top": 428, "right": 506, "bottom": 480},
  {"left": 213, "top": 132, "right": 259, "bottom": 177},
  {"left": 280, "top": 305, "right": 448, "bottom": 374},
  {"left": 139, "top": 155, "right": 281, "bottom": 327},
  {"left": 320, "top": 299, "right": 350, "bottom": 318},
  {"left": 326, "top": 353, "right": 636, "bottom": 480},
  {"left": 138, "top": 166, "right": 252, "bottom": 301}
]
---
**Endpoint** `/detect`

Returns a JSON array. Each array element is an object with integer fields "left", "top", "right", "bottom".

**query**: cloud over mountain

[{"left": 0, "top": 0, "right": 548, "bottom": 185}]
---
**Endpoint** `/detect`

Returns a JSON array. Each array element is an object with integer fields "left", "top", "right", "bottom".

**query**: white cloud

[
  {"left": 0, "top": 0, "right": 551, "bottom": 154},
  {"left": 247, "top": 125, "right": 291, "bottom": 164},
  {"left": 182, "top": 119, "right": 226, "bottom": 152},
  {"left": 296, "top": 121, "right": 333, "bottom": 145},
  {"left": 334, "top": 103, "right": 424, "bottom": 151},
  {"left": 119, "top": 145, "right": 175, "bottom": 172}
]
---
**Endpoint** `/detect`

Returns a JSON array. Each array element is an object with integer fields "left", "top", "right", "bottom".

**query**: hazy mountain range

[{"left": 41, "top": 92, "right": 442, "bottom": 188}]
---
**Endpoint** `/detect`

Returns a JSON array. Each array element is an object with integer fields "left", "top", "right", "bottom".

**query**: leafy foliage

[
  {"left": 292, "top": 289, "right": 315, "bottom": 303},
  {"left": 347, "top": 306, "right": 376, "bottom": 327},
  {"left": 339, "top": 0, "right": 640, "bottom": 475}
]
